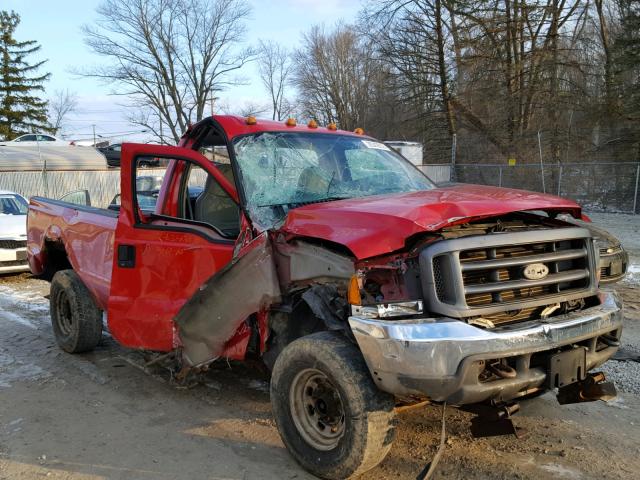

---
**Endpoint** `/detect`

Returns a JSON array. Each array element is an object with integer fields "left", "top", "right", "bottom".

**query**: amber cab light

[
  {"left": 285, "top": 118, "right": 297, "bottom": 127},
  {"left": 327, "top": 123, "right": 338, "bottom": 131},
  {"left": 308, "top": 119, "right": 318, "bottom": 128},
  {"left": 348, "top": 275, "right": 362, "bottom": 306},
  {"left": 246, "top": 116, "right": 257, "bottom": 125},
  {"left": 354, "top": 127, "right": 364, "bottom": 135}
]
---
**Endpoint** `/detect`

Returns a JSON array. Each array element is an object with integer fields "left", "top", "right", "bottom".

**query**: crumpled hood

[
  {"left": 280, "top": 184, "right": 582, "bottom": 260},
  {"left": 0, "top": 214, "right": 27, "bottom": 240}
]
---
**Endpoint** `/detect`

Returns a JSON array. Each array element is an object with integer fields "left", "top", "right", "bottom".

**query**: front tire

[
  {"left": 270, "top": 331, "right": 396, "bottom": 479},
  {"left": 50, "top": 270, "right": 103, "bottom": 353}
]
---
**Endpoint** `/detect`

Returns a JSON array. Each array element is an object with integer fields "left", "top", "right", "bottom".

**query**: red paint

[
  {"left": 27, "top": 197, "right": 117, "bottom": 310},
  {"left": 107, "top": 144, "right": 237, "bottom": 351},
  {"left": 281, "top": 184, "right": 582, "bottom": 260},
  {"left": 179, "top": 115, "right": 363, "bottom": 143},
  {"left": 28, "top": 115, "right": 585, "bottom": 359}
]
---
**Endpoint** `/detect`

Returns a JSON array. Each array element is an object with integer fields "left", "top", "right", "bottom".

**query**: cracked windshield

[{"left": 233, "top": 132, "right": 435, "bottom": 227}]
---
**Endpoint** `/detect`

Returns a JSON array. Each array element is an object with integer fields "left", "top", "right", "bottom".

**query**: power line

[{"left": 63, "top": 129, "right": 149, "bottom": 138}]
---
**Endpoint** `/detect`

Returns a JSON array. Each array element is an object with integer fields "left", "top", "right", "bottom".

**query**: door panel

[
  {"left": 107, "top": 144, "right": 238, "bottom": 351},
  {"left": 108, "top": 229, "right": 234, "bottom": 350}
]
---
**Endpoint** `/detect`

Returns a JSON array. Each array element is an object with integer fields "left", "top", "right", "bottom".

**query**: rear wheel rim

[
  {"left": 55, "top": 290, "right": 73, "bottom": 336},
  {"left": 289, "top": 368, "right": 346, "bottom": 451}
]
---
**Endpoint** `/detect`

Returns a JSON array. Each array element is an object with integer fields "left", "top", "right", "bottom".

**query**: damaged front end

[
  {"left": 176, "top": 210, "right": 624, "bottom": 409},
  {"left": 347, "top": 216, "right": 624, "bottom": 405},
  {"left": 176, "top": 232, "right": 356, "bottom": 368},
  {"left": 176, "top": 233, "right": 281, "bottom": 366}
]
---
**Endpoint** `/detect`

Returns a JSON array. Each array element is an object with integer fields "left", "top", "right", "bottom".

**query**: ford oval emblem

[{"left": 522, "top": 263, "right": 549, "bottom": 280}]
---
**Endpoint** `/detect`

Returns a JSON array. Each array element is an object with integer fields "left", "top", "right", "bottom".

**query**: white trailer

[
  {"left": 384, "top": 141, "right": 423, "bottom": 166},
  {"left": 0, "top": 143, "right": 108, "bottom": 171}
]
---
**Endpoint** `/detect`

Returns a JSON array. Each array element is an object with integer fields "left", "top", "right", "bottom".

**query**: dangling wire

[{"left": 416, "top": 402, "right": 447, "bottom": 480}]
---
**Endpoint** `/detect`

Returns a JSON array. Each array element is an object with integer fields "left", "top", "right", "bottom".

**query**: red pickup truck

[{"left": 27, "top": 115, "right": 624, "bottom": 479}]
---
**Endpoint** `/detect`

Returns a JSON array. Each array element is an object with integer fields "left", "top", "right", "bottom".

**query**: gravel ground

[
  {"left": 587, "top": 212, "right": 640, "bottom": 251},
  {"left": 601, "top": 360, "right": 640, "bottom": 394},
  {"left": 587, "top": 211, "right": 640, "bottom": 395}
]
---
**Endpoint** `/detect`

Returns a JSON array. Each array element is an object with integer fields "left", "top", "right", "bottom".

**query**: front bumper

[
  {"left": 349, "top": 292, "right": 623, "bottom": 404},
  {"left": 0, "top": 247, "right": 29, "bottom": 274}
]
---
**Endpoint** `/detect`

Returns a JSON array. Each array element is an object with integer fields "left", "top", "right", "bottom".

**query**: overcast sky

[{"left": 3, "top": 0, "right": 361, "bottom": 142}]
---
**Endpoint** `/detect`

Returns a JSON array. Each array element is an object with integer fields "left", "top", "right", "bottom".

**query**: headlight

[
  {"left": 564, "top": 217, "right": 628, "bottom": 285},
  {"left": 347, "top": 258, "right": 424, "bottom": 318},
  {"left": 351, "top": 300, "right": 424, "bottom": 319}
]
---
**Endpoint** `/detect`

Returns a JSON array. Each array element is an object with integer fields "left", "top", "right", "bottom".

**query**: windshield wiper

[{"left": 259, "top": 196, "right": 352, "bottom": 209}]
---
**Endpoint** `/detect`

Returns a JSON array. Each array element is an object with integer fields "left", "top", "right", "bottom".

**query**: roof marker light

[
  {"left": 327, "top": 123, "right": 337, "bottom": 131},
  {"left": 308, "top": 119, "right": 318, "bottom": 129},
  {"left": 285, "top": 118, "right": 297, "bottom": 127},
  {"left": 246, "top": 116, "right": 257, "bottom": 125},
  {"left": 354, "top": 127, "right": 364, "bottom": 135}
]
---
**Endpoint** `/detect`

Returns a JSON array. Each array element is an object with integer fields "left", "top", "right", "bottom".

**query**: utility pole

[{"left": 92, "top": 124, "right": 96, "bottom": 146}]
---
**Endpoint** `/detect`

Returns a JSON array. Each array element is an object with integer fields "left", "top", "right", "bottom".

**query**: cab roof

[{"left": 209, "top": 115, "right": 366, "bottom": 140}]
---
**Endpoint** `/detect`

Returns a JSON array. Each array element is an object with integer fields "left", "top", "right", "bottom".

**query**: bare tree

[
  {"left": 257, "top": 40, "right": 294, "bottom": 121},
  {"left": 48, "top": 89, "right": 78, "bottom": 135},
  {"left": 82, "top": 0, "right": 254, "bottom": 143},
  {"left": 366, "top": 0, "right": 592, "bottom": 158},
  {"left": 292, "top": 23, "right": 381, "bottom": 131},
  {"left": 236, "top": 101, "right": 271, "bottom": 118}
]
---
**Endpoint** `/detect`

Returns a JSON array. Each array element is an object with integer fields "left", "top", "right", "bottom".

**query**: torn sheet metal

[
  {"left": 274, "top": 239, "right": 354, "bottom": 290},
  {"left": 176, "top": 233, "right": 281, "bottom": 366},
  {"left": 301, "top": 284, "right": 351, "bottom": 333}
]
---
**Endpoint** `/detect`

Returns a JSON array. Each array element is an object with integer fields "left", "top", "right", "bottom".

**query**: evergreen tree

[{"left": 0, "top": 11, "right": 51, "bottom": 140}]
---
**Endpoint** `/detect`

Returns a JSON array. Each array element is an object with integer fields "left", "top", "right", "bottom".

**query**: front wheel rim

[{"left": 289, "top": 368, "right": 346, "bottom": 451}]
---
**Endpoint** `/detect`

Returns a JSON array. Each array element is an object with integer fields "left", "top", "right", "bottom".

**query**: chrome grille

[
  {"left": 460, "top": 240, "right": 589, "bottom": 307},
  {"left": 420, "top": 227, "right": 597, "bottom": 319},
  {"left": 433, "top": 256, "right": 446, "bottom": 301},
  {"left": 0, "top": 239, "right": 26, "bottom": 249}
]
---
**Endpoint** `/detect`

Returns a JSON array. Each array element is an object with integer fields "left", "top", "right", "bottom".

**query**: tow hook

[
  {"left": 557, "top": 371, "right": 617, "bottom": 405},
  {"left": 463, "top": 402, "right": 525, "bottom": 439}
]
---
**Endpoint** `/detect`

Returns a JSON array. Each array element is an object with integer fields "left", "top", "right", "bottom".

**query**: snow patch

[
  {"left": 0, "top": 308, "right": 37, "bottom": 329},
  {"left": 0, "top": 352, "right": 50, "bottom": 388}
]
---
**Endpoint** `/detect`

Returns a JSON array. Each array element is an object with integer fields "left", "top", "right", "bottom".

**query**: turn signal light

[
  {"left": 354, "top": 127, "right": 364, "bottom": 135},
  {"left": 308, "top": 119, "right": 318, "bottom": 128},
  {"left": 348, "top": 275, "right": 362, "bottom": 306},
  {"left": 327, "top": 123, "right": 337, "bottom": 131},
  {"left": 285, "top": 118, "right": 297, "bottom": 127},
  {"left": 246, "top": 116, "right": 257, "bottom": 125}
]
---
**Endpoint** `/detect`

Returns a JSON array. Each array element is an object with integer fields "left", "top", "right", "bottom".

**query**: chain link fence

[{"left": 447, "top": 162, "right": 640, "bottom": 214}]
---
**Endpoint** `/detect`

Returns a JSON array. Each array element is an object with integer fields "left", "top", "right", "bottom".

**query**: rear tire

[
  {"left": 270, "top": 331, "right": 396, "bottom": 479},
  {"left": 50, "top": 270, "right": 103, "bottom": 353}
]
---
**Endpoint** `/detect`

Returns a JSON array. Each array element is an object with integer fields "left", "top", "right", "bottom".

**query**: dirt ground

[{"left": 1, "top": 212, "right": 640, "bottom": 480}]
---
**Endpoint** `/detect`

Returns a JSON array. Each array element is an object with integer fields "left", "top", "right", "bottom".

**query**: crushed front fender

[{"left": 176, "top": 233, "right": 281, "bottom": 366}]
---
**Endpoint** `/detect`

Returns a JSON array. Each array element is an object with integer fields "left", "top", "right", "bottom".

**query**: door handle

[{"left": 117, "top": 244, "right": 136, "bottom": 268}]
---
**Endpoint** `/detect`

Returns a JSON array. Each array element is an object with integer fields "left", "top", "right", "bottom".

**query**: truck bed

[{"left": 27, "top": 197, "right": 117, "bottom": 310}]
